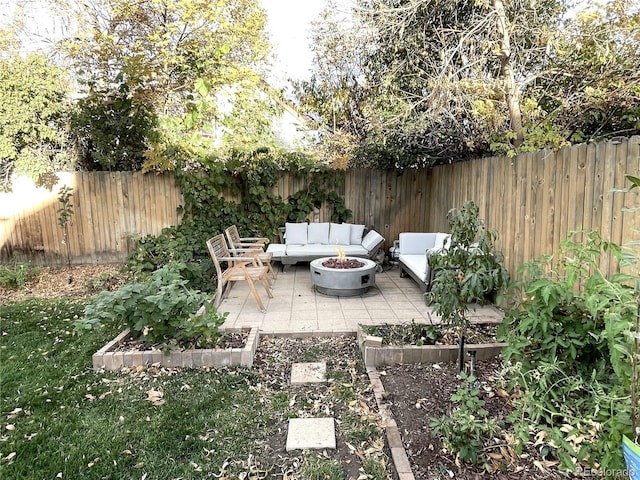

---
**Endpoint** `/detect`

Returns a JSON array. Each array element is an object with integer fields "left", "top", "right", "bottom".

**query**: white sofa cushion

[
  {"left": 286, "top": 244, "right": 368, "bottom": 257},
  {"left": 308, "top": 222, "right": 330, "bottom": 244},
  {"left": 399, "top": 254, "right": 429, "bottom": 283},
  {"left": 349, "top": 224, "right": 365, "bottom": 245},
  {"left": 361, "top": 230, "right": 384, "bottom": 252},
  {"left": 433, "top": 233, "right": 451, "bottom": 250},
  {"left": 285, "top": 222, "right": 308, "bottom": 245},
  {"left": 266, "top": 243, "right": 287, "bottom": 257},
  {"left": 399, "top": 233, "right": 437, "bottom": 254},
  {"left": 329, "top": 222, "right": 351, "bottom": 245}
]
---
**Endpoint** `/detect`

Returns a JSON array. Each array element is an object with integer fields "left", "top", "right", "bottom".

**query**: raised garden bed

[
  {"left": 92, "top": 326, "right": 260, "bottom": 371},
  {"left": 357, "top": 321, "right": 507, "bottom": 367}
]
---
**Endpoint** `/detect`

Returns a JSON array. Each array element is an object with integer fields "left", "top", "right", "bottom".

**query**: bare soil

[
  {"left": 1, "top": 264, "right": 128, "bottom": 302},
  {"left": 381, "top": 361, "right": 564, "bottom": 479}
]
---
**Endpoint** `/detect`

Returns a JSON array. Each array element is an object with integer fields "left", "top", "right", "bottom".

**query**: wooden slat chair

[
  {"left": 206, "top": 234, "right": 272, "bottom": 313},
  {"left": 225, "top": 225, "right": 276, "bottom": 279}
]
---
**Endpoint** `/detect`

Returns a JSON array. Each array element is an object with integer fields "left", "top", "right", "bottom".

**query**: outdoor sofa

[
  {"left": 398, "top": 232, "right": 451, "bottom": 292},
  {"left": 266, "top": 222, "right": 385, "bottom": 270}
]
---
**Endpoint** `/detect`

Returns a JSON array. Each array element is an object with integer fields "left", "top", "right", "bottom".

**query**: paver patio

[{"left": 218, "top": 264, "right": 503, "bottom": 333}]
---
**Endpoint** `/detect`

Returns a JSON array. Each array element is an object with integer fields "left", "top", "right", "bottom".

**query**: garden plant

[
  {"left": 426, "top": 200, "right": 508, "bottom": 370},
  {"left": 73, "top": 262, "right": 226, "bottom": 348},
  {"left": 498, "top": 227, "right": 639, "bottom": 472}
]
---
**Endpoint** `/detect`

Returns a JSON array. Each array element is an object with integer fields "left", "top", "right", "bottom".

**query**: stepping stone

[
  {"left": 285, "top": 418, "right": 336, "bottom": 451},
  {"left": 290, "top": 362, "right": 326, "bottom": 385}
]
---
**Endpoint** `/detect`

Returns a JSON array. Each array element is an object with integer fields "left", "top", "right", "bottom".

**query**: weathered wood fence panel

[
  {"left": 1, "top": 137, "right": 638, "bottom": 278},
  {"left": 0, "top": 172, "right": 183, "bottom": 264}
]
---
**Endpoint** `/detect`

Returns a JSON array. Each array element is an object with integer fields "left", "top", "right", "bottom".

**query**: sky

[{"left": 260, "top": 0, "right": 328, "bottom": 86}]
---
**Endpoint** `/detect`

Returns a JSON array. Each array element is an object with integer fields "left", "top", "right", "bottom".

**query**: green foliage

[
  {"left": 0, "top": 53, "right": 75, "bottom": 190},
  {"left": 126, "top": 151, "right": 351, "bottom": 288},
  {"left": 57, "top": 186, "right": 74, "bottom": 267},
  {"left": 426, "top": 201, "right": 509, "bottom": 326},
  {"left": 74, "top": 263, "right": 226, "bottom": 347},
  {"left": 299, "top": 0, "right": 638, "bottom": 168},
  {"left": 498, "top": 230, "right": 638, "bottom": 471},
  {"left": 0, "top": 261, "right": 41, "bottom": 290},
  {"left": 71, "top": 84, "right": 159, "bottom": 171},
  {"left": 300, "top": 455, "right": 345, "bottom": 480},
  {"left": 430, "top": 371, "right": 499, "bottom": 464},
  {"left": 56, "top": 0, "right": 271, "bottom": 171}
]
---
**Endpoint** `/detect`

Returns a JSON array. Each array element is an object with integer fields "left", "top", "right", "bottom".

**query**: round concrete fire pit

[{"left": 310, "top": 257, "right": 377, "bottom": 296}]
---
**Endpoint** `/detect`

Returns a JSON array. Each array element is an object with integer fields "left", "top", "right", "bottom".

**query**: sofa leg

[{"left": 399, "top": 268, "right": 406, "bottom": 278}]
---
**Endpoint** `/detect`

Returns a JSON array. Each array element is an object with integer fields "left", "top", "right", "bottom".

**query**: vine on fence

[{"left": 126, "top": 151, "right": 352, "bottom": 291}]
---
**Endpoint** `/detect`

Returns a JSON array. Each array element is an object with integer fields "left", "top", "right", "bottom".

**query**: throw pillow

[
  {"left": 285, "top": 222, "right": 308, "bottom": 245},
  {"left": 308, "top": 222, "right": 330, "bottom": 244},
  {"left": 329, "top": 223, "right": 351, "bottom": 245},
  {"left": 349, "top": 224, "right": 365, "bottom": 245}
]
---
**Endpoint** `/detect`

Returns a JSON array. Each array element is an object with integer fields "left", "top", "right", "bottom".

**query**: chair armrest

[
  {"left": 228, "top": 248, "right": 262, "bottom": 254},
  {"left": 240, "top": 236, "right": 269, "bottom": 243}
]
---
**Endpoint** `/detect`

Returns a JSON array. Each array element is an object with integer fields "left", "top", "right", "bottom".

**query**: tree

[
  {"left": 51, "top": 0, "right": 271, "bottom": 170},
  {"left": 0, "top": 53, "right": 74, "bottom": 190},
  {"left": 299, "top": 0, "right": 639, "bottom": 168},
  {"left": 71, "top": 83, "right": 158, "bottom": 171},
  {"left": 533, "top": 1, "right": 640, "bottom": 145}
]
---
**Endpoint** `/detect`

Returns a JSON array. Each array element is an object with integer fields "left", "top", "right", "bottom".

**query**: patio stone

[
  {"left": 290, "top": 362, "right": 326, "bottom": 385},
  {"left": 285, "top": 418, "right": 336, "bottom": 451},
  {"left": 217, "top": 264, "right": 503, "bottom": 333}
]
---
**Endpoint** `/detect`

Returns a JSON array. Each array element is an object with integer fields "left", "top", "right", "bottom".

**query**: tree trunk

[{"left": 494, "top": 0, "right": 524, "bottom": 148}]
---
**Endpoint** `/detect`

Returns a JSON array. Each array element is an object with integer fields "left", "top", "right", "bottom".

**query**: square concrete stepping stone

[
  {"left": 286, "top": 418, "right": 336, "bottom": 451},
  {"left": 290, "top": 362, "right": 326, "bottom": 385}
]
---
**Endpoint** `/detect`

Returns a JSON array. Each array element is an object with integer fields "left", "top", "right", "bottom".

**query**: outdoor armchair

[
  {"left": 206, "top": 234, "right": 273, "bottom": 313},
  {"left": 225, "top": 225, "right": 276, "bottom": 279}
]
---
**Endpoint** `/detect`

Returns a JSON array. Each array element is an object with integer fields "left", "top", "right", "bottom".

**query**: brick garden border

[
  {"left": 357, "top": 323, "right": 507, "bottom": 368},
  {"left": 92, "top": 326, "right": 260, "bottom": 371}
]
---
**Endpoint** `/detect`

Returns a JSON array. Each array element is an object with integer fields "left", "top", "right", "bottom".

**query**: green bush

[
  {"left": 125, "top": 151, "right": 352, "bottom": 290},
  {"left": 0, "top": 262, "right": 41, "bottom": 290},
  {"left": 74, "top": 262, "right": 226, "bottom": 347},
  {"left": 498, "top": 231, "right": 637, "bottom": 471}
]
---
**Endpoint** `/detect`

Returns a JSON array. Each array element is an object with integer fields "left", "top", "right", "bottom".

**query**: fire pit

[{"left": 310, "top": 256, "right": 377, "bottom": 296}]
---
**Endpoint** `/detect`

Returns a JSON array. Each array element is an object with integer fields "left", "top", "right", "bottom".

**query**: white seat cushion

[
  {"left": 308, "top": 222, "right": 330, "bottom": 244},
  {"left": 399, "top": 254, "right": 429, "bottom": 283},
  {"left": 285, "top": 223, "right": 308, "bottom": 245},
  {"left": 349, "top": 224, "right": 365, "bottom": 245},
  {"left": 339, "top": 245, "right": 369, "bottom": 256},
  {"left": 266, "top": 244, "right": 287, "bottom": 257},
  {"left": 329, "top": 222, "right": 351, "bottom": 245}
]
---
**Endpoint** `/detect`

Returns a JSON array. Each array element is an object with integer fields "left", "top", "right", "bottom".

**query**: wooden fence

[
  {"left": 1, "top": 136, "right": 638, "bottom": 278},
  {"left": 0, "top": 172, "right": 183, "bottom": 264}
]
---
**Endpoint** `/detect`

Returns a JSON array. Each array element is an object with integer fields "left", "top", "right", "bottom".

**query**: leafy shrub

[
  {"left": 0, "top": 261, "right": 41, "bottom": 290},
  {"left": 498, "top": 231, "right": 638, "bottom": 471},
  {"left": 74, "top": 262, "right": 226, "bottom": 347},
  {"left": 426, "top": 200, "right": 509, "bottom": 326},
  {"left": 430, "top": 371, "right": 499, "bottom": 464}
]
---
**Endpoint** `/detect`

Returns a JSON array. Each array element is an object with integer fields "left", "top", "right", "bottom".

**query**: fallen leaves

[{"left": 146, "top": 389, "right": 165, "bottom": 406}]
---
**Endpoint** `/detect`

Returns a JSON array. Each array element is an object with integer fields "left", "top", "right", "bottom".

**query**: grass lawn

[
  {"left": 1, "top": 298, "right": 391, "bottom": 479},
  {"left": 0, "top": 299, "right": 279, "bottom": 478}
]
